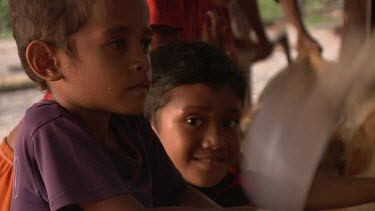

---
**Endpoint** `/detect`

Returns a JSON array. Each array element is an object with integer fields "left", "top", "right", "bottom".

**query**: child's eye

[
  {"left": 223, "top": 119, "right": 239, "bottom": 128},
  {"left": 109, "top": 38, "right": 126, "bottom": 49},
  {"left": 186, "top": 117, "right": 203, "bottom": 127}
]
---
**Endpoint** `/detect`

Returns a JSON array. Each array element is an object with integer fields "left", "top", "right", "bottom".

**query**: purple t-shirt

[{"left": 11, "top": 100, "right": 185, "bottom": 211}]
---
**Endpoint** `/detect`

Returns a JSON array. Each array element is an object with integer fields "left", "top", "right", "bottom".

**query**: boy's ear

[{"left": 26, "top": 40, "right": 63, "bottom": 81}]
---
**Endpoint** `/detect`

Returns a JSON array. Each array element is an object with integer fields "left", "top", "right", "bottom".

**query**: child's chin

[{"left": 190, "top": 175, "right": 223, "bottom": 188}]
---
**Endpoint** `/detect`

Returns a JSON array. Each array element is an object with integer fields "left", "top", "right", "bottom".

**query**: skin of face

[
  {"left": 152, "top": 83, "right": 242, "bottom": 187},
  {"left": 51, "top": 0, "right": 152, "bottom": 117}
]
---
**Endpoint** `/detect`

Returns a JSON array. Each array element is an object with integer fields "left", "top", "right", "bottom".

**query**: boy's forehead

[
  {"left": 170, "top": 84, "right": 242, "bottom": 105},
  {"left": 87, "top": 0, "right": 150, "bottom": 29},
  {"left": 92, "top": 0, "right": 149, "bottom": 15}
]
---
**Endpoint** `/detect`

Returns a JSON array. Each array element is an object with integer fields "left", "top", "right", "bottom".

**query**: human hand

[
  {"left": 234, "top": 38, "right": 274, "bottom": 68},
  {"left": 297, "top": 33, "right": 322, "bottom": 56},
  {"left": 252, "top": 40, "right": 274, "bottom": 62},
  {"left": 202, "top": 10, "right": 228, "bottom": 51}
]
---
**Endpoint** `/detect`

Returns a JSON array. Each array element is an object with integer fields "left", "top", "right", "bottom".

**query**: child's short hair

[
  {"left": 9, "top": 0, "right": 94, "bottom": 90},
  {"left": 144, "top": 40, "right": 247, "bottom": 122}
]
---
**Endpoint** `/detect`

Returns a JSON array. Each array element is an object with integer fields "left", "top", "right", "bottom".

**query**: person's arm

[
  {"left": 305, "top": 175, "right": 375, "bottom": 210},
  {"left": 201, "top": 9, "right": 228, "bottom": 51},
  {"left": 78, "top": 191, "right": 256, "bottom": 211},
  {"left": 235, "top": 0, "right": 273, "bottom": 61},
  {"left": 236, "top": 0, "right": 269, "bottom": 43},
  {"left": 278, "top": 0, "right": 322, "bottom": 55},
  {"left": 5, "top": 122, "right": 20, "bottom": 149},
  {"left": 177, "top": 186, "right": 221, "bottom": 208},
  {"left": 78, "top": 195, "right": 144, "bottom": 211}
]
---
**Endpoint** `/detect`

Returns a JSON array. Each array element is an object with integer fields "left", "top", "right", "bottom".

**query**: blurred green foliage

[
  {"left": 258, "top": 0, "right": 343, "bottom": 27},
  {"left": 0, "top": 0, "right": 11, "bottom": 38},
  {"left": 258, "top": 0, "right": 285, "bottom": 24},
  {"left": 302, "top": 0, "right": 343, "bottom": 27}
]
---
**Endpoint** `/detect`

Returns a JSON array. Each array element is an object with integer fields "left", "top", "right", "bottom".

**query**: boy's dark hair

[
  {"left": 9, "top": 0, "right": 93, "bottom": 90},
  {"left": 145, "top": 40, "right": 247, "bottom": 123}
]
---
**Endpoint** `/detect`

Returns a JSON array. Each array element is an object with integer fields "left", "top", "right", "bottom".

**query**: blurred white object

[{"left": 241, "top": 36, "right": 375, "bottom": 210}]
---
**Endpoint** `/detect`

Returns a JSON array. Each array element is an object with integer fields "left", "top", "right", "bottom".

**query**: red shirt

[{"left": 148, "top": 0, "right": 184, "bottom": 30}]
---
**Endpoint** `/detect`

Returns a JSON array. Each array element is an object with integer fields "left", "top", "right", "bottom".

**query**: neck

[
  {"left": 75, "top": 111, "right": 112, "bottom": 143},
  {"left": 76, "top": 111, "right": 122, "bottom": 151},
  {"left": 52, "top": 94, "right": 112, "bottom": 144},
  {"left": 49, "top": 85, "right": 125, "bottom": 146}
]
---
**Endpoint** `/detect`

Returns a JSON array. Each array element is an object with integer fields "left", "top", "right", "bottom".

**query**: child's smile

[
  {"left": 153, "top": 83, "right": 242, "bottom": 187},
  {"left": 192, "top": 153, "right": 230, "bottom": 170}
]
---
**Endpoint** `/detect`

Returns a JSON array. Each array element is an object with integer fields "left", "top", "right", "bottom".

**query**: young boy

[
  {"left": 144, "top": 40, "right": 375, "bottom": 210},
  {"left": 9, "top": 0, "right": 253, "bottom": 210},
  {"left": 144, "top": 40, "right": 249, "bottom": 207}
]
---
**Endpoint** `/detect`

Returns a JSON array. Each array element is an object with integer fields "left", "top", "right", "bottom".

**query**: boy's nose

[
  {"left": 202, "top": 126, "right": 226, "bottom": 150},
  {"left": 132, "top": 46, "right": 151, "bottom": 72}
]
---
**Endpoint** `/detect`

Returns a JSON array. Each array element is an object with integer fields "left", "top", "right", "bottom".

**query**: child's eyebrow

[{"left": 183, "top": 106, "right": 242, "bottom": 114}]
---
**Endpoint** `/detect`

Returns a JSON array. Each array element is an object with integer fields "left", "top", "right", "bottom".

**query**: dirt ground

[{"left": 0, "top": 24, "right": 341, "bottom": 138}]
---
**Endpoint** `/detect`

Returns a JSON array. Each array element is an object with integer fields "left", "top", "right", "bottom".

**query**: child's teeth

[{"left": 201, "top": 159, "right": 212, "bottom": 163}]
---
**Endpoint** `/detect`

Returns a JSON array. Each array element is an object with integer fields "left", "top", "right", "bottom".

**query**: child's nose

[
  {"left": 132, "top": 45, "right": 151, "bottom": 72},
  {"left": 202, "top": 126, "right": 226, "bottom": 150}
]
